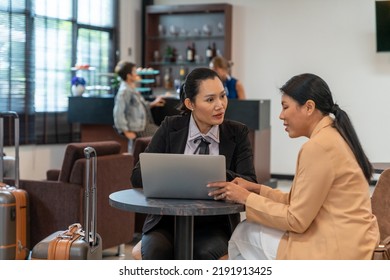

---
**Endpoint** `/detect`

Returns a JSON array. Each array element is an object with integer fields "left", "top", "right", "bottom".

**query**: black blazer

[{"left": 131, "top": 114, "right": 258, "bottom": 234}]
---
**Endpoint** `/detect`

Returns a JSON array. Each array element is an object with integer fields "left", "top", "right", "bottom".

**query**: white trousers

[{"left": 228, "top": 220, "right": 284, "bottom": 260}]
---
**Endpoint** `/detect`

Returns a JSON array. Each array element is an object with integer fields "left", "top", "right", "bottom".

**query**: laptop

[{"left": 139, "top": 153, "right": 226, "bottom": 200}]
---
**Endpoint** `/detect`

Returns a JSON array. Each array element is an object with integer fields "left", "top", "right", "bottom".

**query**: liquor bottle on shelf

[
  {"left": 206, "top": 43, "right": 213, "bottom": 62},
  {"left": 164, "top": 45, "right": 176, "bottom": 63},
  {"left": 191, "top": 42, "right": 196, "bottom": 63},
  {"left": 179, "top": 66, "right": 187, "bottom": 83},
  {"left": 211, "top": 42, "right": 217, "bottom": 58},
  {"left": 163, "top": 67, "right": 173, "bottom": 90},
  {"left": 186, "top": 43, "right": 194, "bottom": 62}
]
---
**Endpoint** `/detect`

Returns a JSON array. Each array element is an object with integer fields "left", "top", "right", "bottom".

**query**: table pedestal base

[{"left": 174, "top": 216, "right": 194, "bottom": 260}]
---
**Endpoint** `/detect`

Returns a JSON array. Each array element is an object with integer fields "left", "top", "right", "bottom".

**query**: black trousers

[{"left": 141, "top": 215, "right": 230, "bottom": 260}]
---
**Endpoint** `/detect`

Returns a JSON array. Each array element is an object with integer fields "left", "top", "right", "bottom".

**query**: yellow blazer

[{"left": 246, "top": 116, "right": 379, "bottom": 259}]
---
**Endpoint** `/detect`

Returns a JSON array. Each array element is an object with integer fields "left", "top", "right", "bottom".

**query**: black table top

[{"left": 109, "top": 188, "right": 245, "bottom": 216}]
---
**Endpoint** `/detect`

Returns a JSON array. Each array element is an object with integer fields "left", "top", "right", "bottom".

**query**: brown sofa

[{"left": 5, "top": 141, "right": 135, "bottom": 251}]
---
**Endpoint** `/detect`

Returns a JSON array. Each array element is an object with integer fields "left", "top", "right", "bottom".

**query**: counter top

[{"left": 68, "top": 96, "right": 270, "bottom": 130}]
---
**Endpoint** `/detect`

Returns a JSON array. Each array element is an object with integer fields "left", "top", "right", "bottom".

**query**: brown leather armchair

[
  {"left": 371, "top": 168, "right": 390, "bottom": 258},
  {"left": 5, "top": 141, "right": 135, "bottom": 252}
]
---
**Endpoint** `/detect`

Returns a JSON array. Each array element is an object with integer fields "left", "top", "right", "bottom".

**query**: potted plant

[{"left": 71, "top": 76, "right": 86, "bottom": 96}]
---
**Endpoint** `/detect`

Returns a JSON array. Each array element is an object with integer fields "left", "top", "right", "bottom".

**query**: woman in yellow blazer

[{"left": 208, "top": 73, "right": 380, "bottom": 259}]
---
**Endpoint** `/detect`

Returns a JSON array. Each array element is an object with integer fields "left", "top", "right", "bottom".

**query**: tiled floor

[{"left": 102, "top": 179, "right": 377, "bottom": 260}]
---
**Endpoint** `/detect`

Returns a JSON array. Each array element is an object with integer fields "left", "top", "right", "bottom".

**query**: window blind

[{"left": 0, "top": 0, "right": 117, "bottom": 145}]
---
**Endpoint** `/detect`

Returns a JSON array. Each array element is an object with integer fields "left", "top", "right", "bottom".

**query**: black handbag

[{"left": 372, "top": 236, "right": 390, "bottom": 260}]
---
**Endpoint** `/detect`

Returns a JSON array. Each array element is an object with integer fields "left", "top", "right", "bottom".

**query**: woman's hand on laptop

[
  {"left": 207, "top": 180, "right": 251, "bottom": 205},
  {"left": 231, "top": 177, "right": 262, "bottom": 194}
]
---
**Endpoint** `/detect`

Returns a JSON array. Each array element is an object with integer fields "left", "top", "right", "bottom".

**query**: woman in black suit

[{"left": 131, "top": 67, "right": 257, "bottom": 260}]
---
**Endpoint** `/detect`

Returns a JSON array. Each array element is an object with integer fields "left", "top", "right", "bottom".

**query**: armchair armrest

[{"left": 46, "top": 169, "right": 60, "bottom": 181}]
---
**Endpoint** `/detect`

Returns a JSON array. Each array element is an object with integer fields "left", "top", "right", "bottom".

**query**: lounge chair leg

[{"left": 117, "top": 244, "right": 125, "bottom": 257}]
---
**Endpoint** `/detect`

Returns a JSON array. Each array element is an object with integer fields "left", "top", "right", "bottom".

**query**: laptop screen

[{"left": 140, "top": 153, "right": 226, "bottom": 200}]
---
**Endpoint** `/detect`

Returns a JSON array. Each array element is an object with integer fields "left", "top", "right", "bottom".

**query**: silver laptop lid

[{"left": 140, "top": 153, "right": 226, "bottom": 200}]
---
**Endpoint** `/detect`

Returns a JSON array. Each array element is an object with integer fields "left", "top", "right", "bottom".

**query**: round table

[{"left": 109, "top": 188, "right": 245, "bottom": 259}]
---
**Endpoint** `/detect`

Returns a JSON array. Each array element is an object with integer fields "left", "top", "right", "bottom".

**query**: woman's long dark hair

[
  {"left": 280, "top": 73, "right": 373, "bottom": 182},
  {"left": 177, "top": 67, "right": 222, "bottom": 114}
]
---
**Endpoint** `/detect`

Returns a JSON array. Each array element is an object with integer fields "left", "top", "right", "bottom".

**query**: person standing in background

[
  {"left": 113, "top": 61, "right": 165, "bottom": 153},
  {"left": 209, "top": 56, "right": 246, "bottom": 100}
]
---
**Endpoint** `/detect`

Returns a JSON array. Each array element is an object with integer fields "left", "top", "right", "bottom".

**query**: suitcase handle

[
  {"left": 0, "top": 111, "right": 19, "bottom": 186},
  {"left": 84, "top": 147, "right": 98, "bottom": 247},
  {"left": 0, "top": 111, "right": 19, "bottom": 118}
]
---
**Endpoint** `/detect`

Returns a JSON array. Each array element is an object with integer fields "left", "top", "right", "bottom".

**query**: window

[{"left": 0, "top": 0, "right": 118, "bottom": 144}]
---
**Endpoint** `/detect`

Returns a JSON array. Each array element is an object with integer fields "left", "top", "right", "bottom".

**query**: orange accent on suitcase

[
  {"left": 0, "top": 244, "right": 16, "bottom": 249},
  {"left": 11, "top": 189, "right": 28, "bottom": 260},
  {"left": 0, "top": 202, "right": 16, "bottom": 207},
  {"left": 47, "top": 224, "right": 82, "bottom": 260}
]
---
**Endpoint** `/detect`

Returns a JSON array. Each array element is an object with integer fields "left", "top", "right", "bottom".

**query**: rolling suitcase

[
  {"left": 31, "top": 146, "right": 102, "bottom": 260},
  {"left": 0, "top": 111, "right": 29, "bottom": 260}
]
